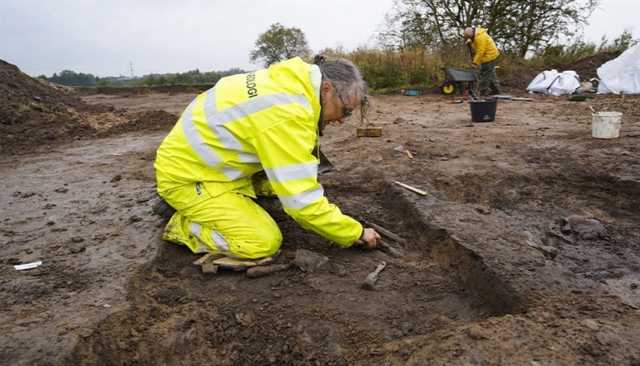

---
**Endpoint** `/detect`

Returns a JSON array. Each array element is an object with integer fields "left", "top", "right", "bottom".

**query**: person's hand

[
  {"left": 356, "top": 228, "right": 381, "bottom": 250},
  {"left": 471, "top": 63, "right": 479, "bottom": 69}
]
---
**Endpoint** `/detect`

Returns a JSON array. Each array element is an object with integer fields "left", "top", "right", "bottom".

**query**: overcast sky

[{"left": 1, "top": 0, "right": 637, "bottom": 77}]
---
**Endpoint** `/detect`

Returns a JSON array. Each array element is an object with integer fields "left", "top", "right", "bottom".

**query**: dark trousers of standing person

[{"left": 478, "top": 59, "right": 500, "bottom": 96}]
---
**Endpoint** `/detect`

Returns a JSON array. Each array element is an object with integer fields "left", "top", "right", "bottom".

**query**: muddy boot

[
  {"left": 151, "top": 194, "right": 176, "bottom": 220},
  {"left": 195, "top": 252, "right": 278, "bottom": 274},
  {"left": 252, "top": 172, "right": 282, "bottom": 212},
  {"left": 255, "top": 196, "right": 282, "bottom": 212}
]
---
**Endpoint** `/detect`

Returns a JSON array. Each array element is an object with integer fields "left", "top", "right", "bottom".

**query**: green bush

[
  {"left": 318, "top": 31, "right": 637, "bottom": 93},
  {"left": 320, "top": 47, "right": 450, "bottom": 91}
]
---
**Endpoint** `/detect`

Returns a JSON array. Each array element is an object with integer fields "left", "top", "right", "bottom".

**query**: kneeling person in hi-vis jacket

[{"left": 154, "top": 56, "right": 381, "bottom": 259}]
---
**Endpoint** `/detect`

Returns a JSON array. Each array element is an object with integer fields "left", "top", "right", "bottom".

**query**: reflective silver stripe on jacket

[
  {"left": 181, "top": 91, "right": 244, "bottom": 180},
  {"left": 203, "top": 89, "right": 257, "bottom": 163},
  {"left": 211, "top": 93, "right": 311, "bottom": 125},
  {"left": 310, "top": 65, "right": 322, "bottom": 102},
  {"left": 264, "top": 162, "right": 318, "bottom": 183},
  {"left": 204, "top": 92, "right": 310, "bottom": 163},
  {"left": 183, "top": 88, "right": 311, "bottom": 181},
  {"left": 221, "top": 166, "right": 245, "bottom": 181},
  {"left": 279, "top": 187, "right": 324, "bottom": 210},
  {"left": 182, "top": 98, "right": 223, "bottom": 167},
  {"left": 211, "top": 230, "right": 230, "bottom": 252}
]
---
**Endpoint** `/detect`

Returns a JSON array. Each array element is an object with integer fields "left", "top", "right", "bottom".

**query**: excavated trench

[
  {"left": 67, "top": 180, "right": 525, "bottom": 365},
  {"left": 62, "top": 155, "right": 640, "bottom": 365},
  {"left": 66, "top": 158, "right": 640, "bottom": 365}
]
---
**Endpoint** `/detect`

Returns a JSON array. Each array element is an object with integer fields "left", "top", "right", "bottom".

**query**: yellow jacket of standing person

[
  {"left": 469, "top": 27, "right": 500, "bottom": 65},
  {"left": 154, "top": 57, "right": 362, "bottom": 247}
]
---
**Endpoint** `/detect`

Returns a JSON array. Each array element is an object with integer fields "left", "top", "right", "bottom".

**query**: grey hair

[{"left": 317, "top": 58, "right": 367, "bottom": 103}]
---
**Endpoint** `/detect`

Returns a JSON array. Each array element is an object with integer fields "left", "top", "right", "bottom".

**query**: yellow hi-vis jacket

[
  {"left": 154, "top": 57, "right": 363, "bottom": 247},
  {"left": 469, "top": 27, "right": 500, "bottom": 65}
]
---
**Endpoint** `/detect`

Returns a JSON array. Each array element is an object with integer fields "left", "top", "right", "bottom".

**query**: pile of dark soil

[
  {"left": 499, "top": 50, "right": 623, "bottom": 90},
  {"left": 499, "top": 62, "right": 537, "bottom": 90},
  {"left": 97, "top": 110, "right": 177, "bottom": 137},
  {"left": 0, "top": 59, "right": 96, "bottom": 154},
  {"left": 555, "top": 50, "right": 622, "bottom": 80},
  {"left": 0, "top": 59, "right": 176, "bottom": 155}
]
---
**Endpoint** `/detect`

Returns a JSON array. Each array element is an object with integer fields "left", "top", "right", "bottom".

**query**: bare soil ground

[{"left": 2, "top": 81, "right": 640, "bottom": 365}]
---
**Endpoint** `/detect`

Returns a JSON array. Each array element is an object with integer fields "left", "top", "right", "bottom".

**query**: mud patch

[
  {"left": 68, "top": 182, "right": 504, "bottom": 365},
  {"left": 97, "top": 110, "right": 178, "bottom": 136},
  {"left": 3, "top": 91, "right": 640, "bottom": 365}
]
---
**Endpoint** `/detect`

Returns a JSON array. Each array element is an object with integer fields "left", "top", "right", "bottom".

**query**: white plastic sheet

[
  {"left": 597, "top": 44, "right": 640, "bottom": 94},
  {"left": 527, "top": 69, "right": 580, "bottom": 96}
]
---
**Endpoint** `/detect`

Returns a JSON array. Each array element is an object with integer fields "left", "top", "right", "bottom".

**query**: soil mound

[
  {"left": 0, "top": 59, "right": 97, "bottom": 154},
  {"left": 0, "top": 59, "right": 176, "bottom": 155},
  {"left": 500, "top": 50, "right": 623, "bottom": 90},
  {"left": 557, "top": 50, "right": 622, "bottom": 80},
  {"left": 98, "top": 110, "right": 178, "bottom": 137}
]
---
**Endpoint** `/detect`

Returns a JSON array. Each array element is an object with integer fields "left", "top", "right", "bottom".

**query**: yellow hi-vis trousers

[{"left": 161, "top": 182, "right": 282, "bottom": 259}]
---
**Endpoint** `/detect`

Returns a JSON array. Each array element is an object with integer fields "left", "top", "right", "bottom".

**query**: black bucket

[{"left": 469, "top": 98, "right": 497, "bottom": 122}]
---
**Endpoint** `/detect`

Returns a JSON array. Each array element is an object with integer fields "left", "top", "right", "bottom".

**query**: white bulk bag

[
  {"left": 597, "top": 44, "right": 640, "bottom": 94},
  {"left": 527, "top": 69, "right": 580, "bottom": 96}
]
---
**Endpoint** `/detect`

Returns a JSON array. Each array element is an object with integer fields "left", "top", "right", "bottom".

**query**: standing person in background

[{"left": 464, "top": 27, "right": 501, "bottom": 96}]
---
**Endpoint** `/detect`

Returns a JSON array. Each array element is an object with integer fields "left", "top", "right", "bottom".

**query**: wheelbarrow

[{"left": 440, "top": 67, "right": 477, "bottom": 96}]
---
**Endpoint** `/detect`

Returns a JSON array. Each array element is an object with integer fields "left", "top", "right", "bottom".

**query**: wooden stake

[
  {"left": 202, "top": 262, "right": 219, "bottom": 274},
  {"left": 193, "top": 253, "right": 214, "bottom": 266},
  {"left": 193, "top": 252, "right": 226, "bottom": 266},
  {"left": 356, "top": 127, "right": 383, "bottom": 137},
  {"left": 364, "top": 221, "right": 407, "bottom": 244},
  {"left": 394, "top": 181, "right": 427, "bottom": 196}
]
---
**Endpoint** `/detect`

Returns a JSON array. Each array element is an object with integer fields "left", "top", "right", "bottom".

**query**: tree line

[
  {"left": 41, "top": 68, "right": 245, "bottom": 87},
  {"left": 378, "top": 0, "right": 601, "bottom": 57}
]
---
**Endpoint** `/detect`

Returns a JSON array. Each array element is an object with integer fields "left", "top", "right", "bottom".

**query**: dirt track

[{"left": 2, "top": 90, "right": 640, "bottom": 365}]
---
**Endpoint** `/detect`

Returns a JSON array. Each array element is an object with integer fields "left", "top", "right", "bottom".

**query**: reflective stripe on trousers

[{"left": 189, "top": 222, "right": 230, "bottom": 253}]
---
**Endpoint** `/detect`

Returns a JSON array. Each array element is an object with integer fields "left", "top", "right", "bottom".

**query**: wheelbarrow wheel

[{"left": 441, "top": 82, "right": 456, "bottom": 95}]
